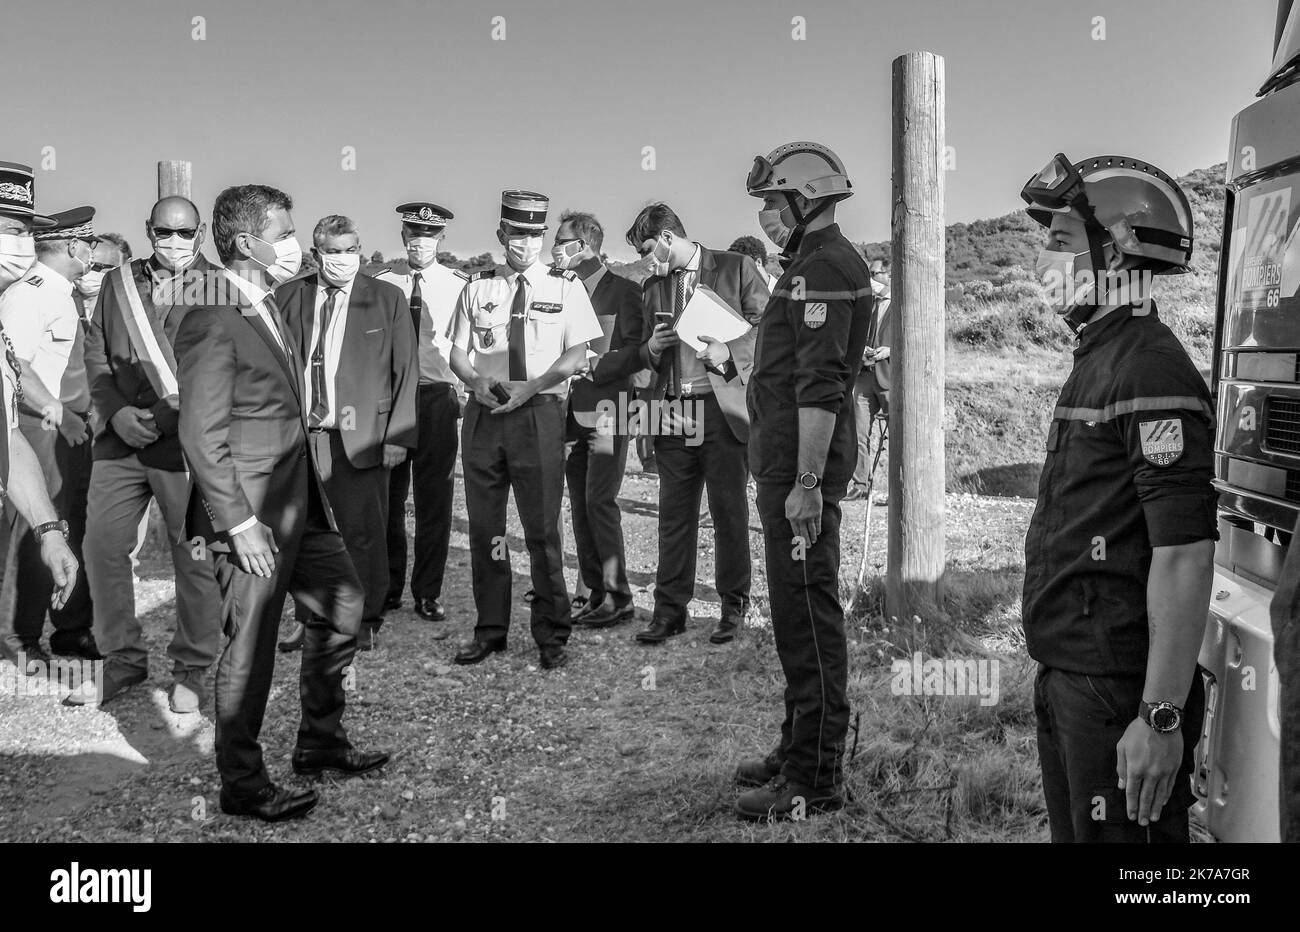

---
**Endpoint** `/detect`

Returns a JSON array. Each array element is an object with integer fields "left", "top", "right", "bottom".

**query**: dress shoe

[
  {"left": 454, "top": 638, "right": 507, "bottom": 665},
  {"left": 292, "top": 746, "right": 390, "bottom": 778},
  {"left": 49, "top": 630, "right": 103, "bottom": 661},
  {"left": 356, "top": 619, "right": 383, "bottom": 652},
  {"left": 169, "top": 669, "right": 207, "bottom": 714},
  {"left": 62, "top": 660, "right": 147, "bottom": 707},
  {"left": 570, "top": 596, "right": 602, "bottom": 623},
  {"left": 634, "top": 617, "right": 686, "bottom": 644},
  {"left": 414, "top": 597, "right": 446, "bottom": 622},
  {"left": 735, "top": 775, "right": 845, "bottom": 821},
  {"left": 2, "top": 640, "right": 52, "bottom": 676},
  {"left": 220, "top": 784, "right": 318, "bottom": 822},
  {"left": 734, "top": 749, "right": 784, "bottom": 787},
  {"left": 277, "top": 622, "right": 305, "bottom": 653},
  {"left": 843, "top": 483, "right": 869, "bottom": 502},
  {"left": 710, "top": 612, "right": 745, "bottom": 644},
  {"left": 577, "top": 601, "right": 635, "bottom": 629},
  {"left": 383, "top": 593, "right": 402, "bottom": 612},
  {"left": 539, "top": 645, "right": 569, "bottom": 670}
]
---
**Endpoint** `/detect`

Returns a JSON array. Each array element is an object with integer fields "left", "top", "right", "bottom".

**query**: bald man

[{"left": 73, "top": 196, "right": 222, "bottom": 712}]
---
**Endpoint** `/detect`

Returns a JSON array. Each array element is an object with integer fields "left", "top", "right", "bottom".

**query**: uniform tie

[
  {"left": 665, "top": 270, "right": 687, "bottom": 396},
  {"left": 309, "top": 285, "right": 340, "bottom": 426},
  {"left": 508, "top": 273, "right": 528, "bottom": 381},
  {"left": 409, "top": 270, "right": 424, "bottom": 337}
]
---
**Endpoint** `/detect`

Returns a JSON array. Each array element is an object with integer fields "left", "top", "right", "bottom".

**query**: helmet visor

[
  {"left": 1020, "top": 153, "right": 1086, "bottom": 211},
  {"left": 746, "top": 156, "right": 775, "bottom": 194}
]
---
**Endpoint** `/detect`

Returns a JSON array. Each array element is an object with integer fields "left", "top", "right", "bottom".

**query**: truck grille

[{"left": 1267, "top": 397, "right": 1300, "bottom": 453}]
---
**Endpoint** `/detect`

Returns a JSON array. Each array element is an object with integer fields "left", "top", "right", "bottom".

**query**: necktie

[
  {"left": 409, "top": 270, "right": 424, "bottom": 336},
  {"left": 508, "top": 274, "right": 528, "bottom": 381},
  {"left": 309, "top": 286, "right": 340, "bottom": 426},
  {"left": 665, "top": 270, "right": 686, "bottom": 396}
]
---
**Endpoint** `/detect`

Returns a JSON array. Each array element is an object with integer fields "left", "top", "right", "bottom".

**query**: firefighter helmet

[{"left": 746, "top": 141, "right": 853, "bottom": 202}]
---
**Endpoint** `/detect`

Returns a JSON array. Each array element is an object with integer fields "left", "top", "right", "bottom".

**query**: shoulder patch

[
  {"left": 548, "top": 266, "right": 577, "bottom": 280},
  {"left": 454, "top": 269, "right": 469, "bottom": 281},
  {"left": 23, "top": 274, "right": 42, "bottom": 288},
  {"left": 803, "top": 302, "right": 827, "bottom": 329},
  {"left": 467, "top": 269, "right": 496, "bottom": 282},
  {"left": 1138, "top": 418, "right": 1184, "bottom": 467}
]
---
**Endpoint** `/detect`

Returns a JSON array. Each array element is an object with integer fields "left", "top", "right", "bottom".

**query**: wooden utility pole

[
  {"left": 157, "top": 160, "right": 192, "bottom": 200},
  {"left": 886, "top": 52, "right": 946, "bottom": 626}
]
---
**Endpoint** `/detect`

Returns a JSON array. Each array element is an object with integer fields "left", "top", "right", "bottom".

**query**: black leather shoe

[
  {"left": 415, "top": 597, "right": 446, "bottom": 622},
  {"left": 578, "top": 601, "right": 635, "bottom": 629},
  {"left": 735, "top": 749, "right": 784, "bottom": 787},
  {"left": 710, "top": 613, "right": 744, "bottom": 644},
  {"left": 570, "top": 596, "right": 602, "bottom": 623},
  {"left": 539, "top": 645, "right": 569, "bottom": 670},
  {"left": 383, "top": 593, "right": 402, "bottom": 612},
  {"left": 220, "top": 784, "right": 318, "bottom": 822},
  {"left": 635, "top": 617, "right": 686, "bottom": 644},
  {"left": 278, "top": 623, "right": 305, "bottom": 653},
  {"left": 49, "top": 630, "right": 103, "bottom": 661},
  {"left": 454, "top": 638, "right": 507, "bottom": 665},
  {"left": 292, "top": 746, "right": 390, "bottom": 778},
  {"left": 735, "top": 775, "right": 845, "bottom": 821}
]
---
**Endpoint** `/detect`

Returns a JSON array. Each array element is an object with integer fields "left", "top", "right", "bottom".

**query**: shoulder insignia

[
  {"left": 23, "top": 274, "right": 42, "bottom": 288},
  {"left": 371, "top": 264, "right": 393, "bottom": 276},
  {"left": 467, "top": 269, "right": 496, "bottom": 282},
  {"left": 803, "top": 302, "right": 827, "bottom": 329},
  {"left": 548, "top": 267, "right": 577, "bottom": 280},
  {"left": 1138, "top": 418, "right": 1184, "bottom": 467},
  {"left": 454, "top": 270, "right": 469, "bottom": 281}
]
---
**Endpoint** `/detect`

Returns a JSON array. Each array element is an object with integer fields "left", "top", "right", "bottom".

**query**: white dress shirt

[{"left": 302, "top": 275, "right": 355, "bottom": 427}]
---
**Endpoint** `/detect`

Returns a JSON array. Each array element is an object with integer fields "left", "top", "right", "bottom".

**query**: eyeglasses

[
  {"left": 554, "top": 236, "right": 584, "bottom": 245},
  {"left": 88, "top": 261, "right": 118, "bottom": 272},
  {"left": 152, "top": 227, "right": 198, "bottom": 239}
]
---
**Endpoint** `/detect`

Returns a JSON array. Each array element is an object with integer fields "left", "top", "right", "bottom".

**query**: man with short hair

[
  {"left": 728, "top": 235, "right": 778, "bottom": 293},
  {"left": 74, "top": 234, "right": 130, "bottom": 322},
  {"left": 278, "top": 215, "right": 417, "bottom": 653},
  {"left": 72, "top": 196, "right": 223, "bottom": 710}
]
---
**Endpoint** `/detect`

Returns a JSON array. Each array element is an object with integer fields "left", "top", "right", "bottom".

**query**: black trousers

[
  {"left": 461, "top": 396, "right": 568, "bottom": 649},
  {"left": 565, "top": 409, "right": 630, "bottom": 608},
  {"left": 1034, "top": 664, "right": 1205, "bottom": 842},
  {"left": 755, "top": 481, "right": 849, "bottom": 790},
  {"left": 387, "top": 382, "right": 458, "bottom": 602},
  {"left": 213, "top": 459, "right": 364, "bottom": 799},
  {"left": 653, "top": 392, "right": 750, "bottom": 621},
  {"left": 4, "top": 417, "right": 93, "bottom": 649}
]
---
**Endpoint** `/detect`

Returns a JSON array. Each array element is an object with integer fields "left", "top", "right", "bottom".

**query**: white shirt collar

[
  {"left": 683, "top": 243, "right": 702, "bottom": 273},
  {"left": 222, "top": 268, "right": 271, "bottom": 306},
  {"left": 318, "top": 272, "right": 356, "bottom": 300}
]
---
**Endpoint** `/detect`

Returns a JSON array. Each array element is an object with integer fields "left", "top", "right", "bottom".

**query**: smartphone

[{"left": 490, "top": 383, "right": 512, "bottom": 405}]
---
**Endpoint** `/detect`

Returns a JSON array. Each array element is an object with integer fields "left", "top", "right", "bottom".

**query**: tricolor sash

[{"left": 111, "top": 263, "right": 179, "bottom": 409}]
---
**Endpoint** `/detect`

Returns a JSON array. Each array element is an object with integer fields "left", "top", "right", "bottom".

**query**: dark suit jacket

[
  {"left": 277, "top": 272, "right": 418, "bottom": 468},
  {"left": 175, "top": 278, "right": 337, "bottom": 547},
  {"left": 601, "top": 245, "right": 767, "bottom": 444},
  {"left": 84, "top": 254, "right": 217, "bottom": 470},
  {"left": 570, "top": 267, "right": 645, "bottom": 416}
]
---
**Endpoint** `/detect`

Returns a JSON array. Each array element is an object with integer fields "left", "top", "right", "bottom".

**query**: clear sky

[{"left": 2, "top": 0, "right": 1279, "bottom": 262}]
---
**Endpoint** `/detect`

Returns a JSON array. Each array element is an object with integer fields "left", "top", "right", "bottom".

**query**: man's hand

[
  {"left": 1116, "top": 717, "right": 1184, "bottom": 825},
  {"left": 867, "top": 346, "right": 890, "bottom": 363},
  {"left": 46, "top": 403, "right": 89, "bottom": 446},
  {"left": 382, "top": 444, "right": 407, "bottom": 468},
  {"left": 696, "top": 334, "right": 731, "bottom": 369},
  {"left": 40, "top": 532, "right": 79, "bottom": 610},
  {"left": 468, "top": 375, "right": 501, "bottom": 408},
  {"left": 490, "top": 380, "right": 537, "bottom": 415},
  {"left": 229, "top": 521, "right": 279, "bottom": 578},
  {"left": 110, "top": 406, "right": 161, "bottom": 448},
  {"left": 648, "top": 322, "right": 680, "bottom": 357},
  {"left": 785, "top": 484, "right": 823, "bottom": 548}
]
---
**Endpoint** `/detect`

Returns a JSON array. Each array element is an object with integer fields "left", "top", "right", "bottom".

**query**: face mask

[
  {"left": 0, "top": 233, "right": 35, "bottom": 290},
  {"left": 506, "top": 234, "right": 543, "bottom": 270},
  {"left": 644, "top": 237, "right": 671, "bottom": 277},
  {"left": 250, "top": 233, "right": 303, "bottom": 284},
  {"left": 406, "top": 236, "right": 438, "bottom": 269},
  {"left": 77, "top": 269, "right": 106, "bottom": 299},
  {"left": 869, "top": 277, "right": 887, "bottom": 297},
  {"left": 154, "top": 233, "right": 197, "bottom": 272},
  {"left": 1035, "top": 248, "right": 1092, "bottom": 313},
  {"left": 759, "top": 207, "right": 793, "bottom": 248},
  {"left": 551, "top": 239, "right": 584, "bottom": 270},
  {"left": 319, "top": 252, "right": 360, "bottom": 286}
]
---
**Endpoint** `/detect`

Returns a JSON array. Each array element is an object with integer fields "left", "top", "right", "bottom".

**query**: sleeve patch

[
  {"left": 1139, "top": 418, "right": 1184, "bottom": 466},
  {"left": 803, "top": 302, "right": 827, "bottom": 329}
]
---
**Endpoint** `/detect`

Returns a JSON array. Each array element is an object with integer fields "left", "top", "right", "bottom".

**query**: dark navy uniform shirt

[
  {"left": 748, "top": 224, "right": 874, "bottom": 493},
  {"left": 1022, "top": 302, "right": 1218, "bottom": 677}
]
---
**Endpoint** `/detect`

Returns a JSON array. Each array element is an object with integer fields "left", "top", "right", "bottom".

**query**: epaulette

[
  {"left": 548, "top": 267, "right": 577, "bottom": 280},
  {"left": 467, "top": 269, "right": 496, "bottom": 282},
  {"left": 22, "top": 274, "right": 42, "bottom": 288},
  {"left": 454, "top": 269, "right": 469, "bottom": 281},
  {"left": 371, "top": 264, "right": 393, "bottom": 276}
]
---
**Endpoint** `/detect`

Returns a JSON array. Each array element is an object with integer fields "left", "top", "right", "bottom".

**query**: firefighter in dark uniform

[
  {"left": 448, "top": 191, "right": 602, "bottom": 671},
  {"left": 1020, "top": 154, "right": 1216, "bottom": 843},
  {"left": 735, "top": 142, "right": 873, "bottom": 820}
]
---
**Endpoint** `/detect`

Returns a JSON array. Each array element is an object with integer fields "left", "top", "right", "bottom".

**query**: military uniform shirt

[
  {"left": 449, "top": 261, "right": 602, "bottom": 394},
  {"left": 747, "top": 224, "right": 874, "bottom": 490},
  {"left": 374, "top": 261, "right": 466, "bottom": 385},
  {"left": 1021, "top": 302, "right": 1218, "bottom": 677},
  {"left": 0, "top": 260, "right": 90, "bottom": 413}
]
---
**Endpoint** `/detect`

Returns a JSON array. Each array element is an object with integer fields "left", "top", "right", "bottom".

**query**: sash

[{"left": 111, "top": 263, "right": 179, "bottom": 409}]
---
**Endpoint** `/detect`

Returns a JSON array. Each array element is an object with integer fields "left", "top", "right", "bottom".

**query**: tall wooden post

[
  {"left": 157, "top": 160, "right": 192, "bottom": 200},
  {"left": 886, "top": 52, "right": 946, "bottom": 626}
]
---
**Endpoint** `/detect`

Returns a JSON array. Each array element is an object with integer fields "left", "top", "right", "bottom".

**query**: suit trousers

[
  {"left": 387, "top": 381, "right": 458, "bottom": 602},
  {"left": 5, "top": 417, "right": 93, "bottom": 648},
  {"left": 84, "top": 453, "right": 222, "bottom": 674},
  {"left": 565, "top": 409, "right": 631, "bottom": 608},
  {"left": 851, "top": 371, "right": 885, "bottom": 486},
  {"left": 298, "top": 429, "right": 390, "bottom": 623},
  {"left": 461, "top": 396, "right": 568, "bottom": 649},
  {"left": 652, "top": 392, "right": 750, "bottom": 622},
  {"left": 212, "top": 457, "right": 364, "bottom": 798}
]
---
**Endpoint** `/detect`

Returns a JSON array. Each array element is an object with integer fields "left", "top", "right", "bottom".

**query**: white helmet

[{"left": 746, "top": 141, "right": 853, "bottom": 201}]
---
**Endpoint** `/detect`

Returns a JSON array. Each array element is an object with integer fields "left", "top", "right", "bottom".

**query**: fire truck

[{"left": 1195, "top": 0, "right": 1300, "bottom": 843}]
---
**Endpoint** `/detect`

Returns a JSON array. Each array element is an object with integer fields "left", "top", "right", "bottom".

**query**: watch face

[{"left": 1151, "top": 706, "right": 1179, "bottom": 731}]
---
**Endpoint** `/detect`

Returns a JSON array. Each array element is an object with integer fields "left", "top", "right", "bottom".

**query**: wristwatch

[
  {"left": 797, "top": 471, "right": 821, "bottom": 490},
  {"left": 1139, "top": 700, "right": 1182, "bottom": 734},
  {"left": 32, "top": 519, "right": 69, "bottom": 543}
]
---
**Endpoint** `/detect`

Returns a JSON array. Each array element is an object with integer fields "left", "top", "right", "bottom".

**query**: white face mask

[
  {"left": 154, "top": 234, "right": 197, "bottom": 272},
  {"left": 319, "top": 252, "right": 360, "bottom": 286},
  {"left": 644, "top": 237, "right": 671, "bottom": 278},
  {"left": 76, "top": 269, "right": 106, "bottom": 299},
  {"left": 1035, "top": 247, "right": 1092, "bottom": 314},
  {"left": 551, "top": 239, "right": 584, "bottom": 270},
  {"left": 250, "top": 233, "right": 303, "bottom": 284},
  {"left": 406, "top": 236, "right": 438, "bottom": 269},
  {"left": 0, "top": 232, "right": 35, "bottom": 290},
  {"left": 759, "top": 207, "right": 793, "bottom": 248},
  {"left": 506, "top": 234, "right": 543, "bottom": 270}
]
